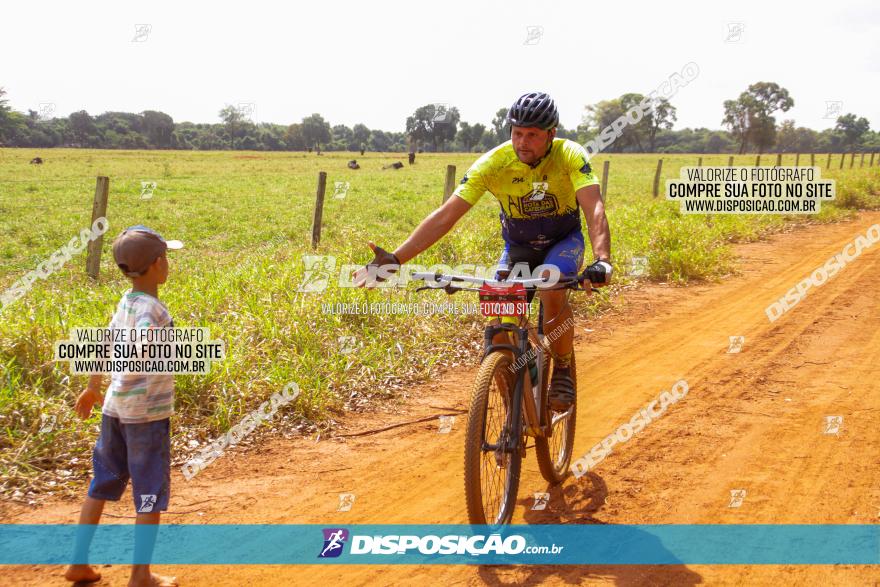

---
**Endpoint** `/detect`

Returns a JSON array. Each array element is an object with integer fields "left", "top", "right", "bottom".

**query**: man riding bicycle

[{"left": 356, "top": 92, "right": 612, "bottom": 411}]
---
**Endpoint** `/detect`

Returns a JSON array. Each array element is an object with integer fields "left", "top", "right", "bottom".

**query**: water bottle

[
  {"left": 528, "top": 354, "right": 538, "bottom": 386},
  {"left": 530, "top": 352, "right": 543, "bottom": 407}
]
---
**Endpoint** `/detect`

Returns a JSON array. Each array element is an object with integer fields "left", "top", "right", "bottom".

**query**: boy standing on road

[{"left": 65, "top": 225, "right": 183, "bottom": 587}]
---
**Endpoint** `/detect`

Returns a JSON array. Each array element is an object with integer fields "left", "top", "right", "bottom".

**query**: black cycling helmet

[{"left": 505, "top": 92, "right": 559, "bottom": 131}]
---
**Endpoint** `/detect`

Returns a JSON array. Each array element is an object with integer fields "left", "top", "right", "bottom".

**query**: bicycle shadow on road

[{"left": 476, "top": 472, "right": 703, "bottom": 586}]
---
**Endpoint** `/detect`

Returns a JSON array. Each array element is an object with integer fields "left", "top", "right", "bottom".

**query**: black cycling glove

[{"left": 581, "top": 259, "right": 613, "bottom": 287}]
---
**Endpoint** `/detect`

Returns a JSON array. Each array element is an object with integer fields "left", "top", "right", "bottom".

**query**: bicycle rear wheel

[
  {"left": 535, "top": 354, "right": 577, "bottom": 484},
  {"left": 464, "top": 351, "right": 522, "bottom": 525}
]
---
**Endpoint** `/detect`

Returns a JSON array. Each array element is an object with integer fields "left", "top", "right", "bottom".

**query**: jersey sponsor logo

[
  {"left": 513, "top": 189, "right": 558, "bottom": 216},
  {"left": 580, "top": 159, "right": 592, "bottom": 174},
  {"left": 460, "top": 174, "right": 469, "bottom": 184},
  {"left": 512, "top": 177, "right": 525, "bottom": 183}
]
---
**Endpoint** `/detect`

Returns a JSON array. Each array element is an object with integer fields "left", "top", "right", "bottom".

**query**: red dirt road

[{"left": 6, "top": 212, "right": 880, "bottom": 586}]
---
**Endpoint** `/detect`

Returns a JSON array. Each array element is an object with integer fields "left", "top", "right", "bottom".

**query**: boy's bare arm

[{"left": 74, "top": 374, "right": 105, "bottom": 420}]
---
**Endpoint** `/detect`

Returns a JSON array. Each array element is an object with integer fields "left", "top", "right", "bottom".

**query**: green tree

[
  {"left": 0, "top": 87, "right": 14, "bottom": 143},
  {"left": 751, "top": 115, "right": 778, "bottom": 154},
  {"left": 793, "top": 127, "right": 818, "bottom": 153},
  {"left": 284, "top": 123, "right": 306, "bottom": 150},
  {"left": 142, "top": 110, "right": 174, "bottom": 148},
  {"left": 554, "top": 123, "right": 579, "bottom": 141},
  {"left": 722, "top": 82, "right": 793, "bottom": 153},
  {"left": 457, "top": 121, "right": 486, "bottom": 151},
  {"left": 584, "top": 99, "right": 631, "bottom": 152},
  {"left": 352, "top": 124, "right": 370, "bottom": 149},
  {"left": 69, "top": 110, "right": 102, "bottom": 147},
  {"left": 405, "top": 104, "right": 460, "bottom": 151},
  {"left": 219, "top": 105, "right": 245, "bottom": 149},
  {"left": 642, "top": 96, "right": 677, "bottom": 152},
  {"left": 331, "top": 124, "right": 353, "bottom": 150},
  {"left": 368, "top": 129, "right": 391, "bottom": 151},
  {"left": 776, "top": 120, "right": 799, "bottom": 152},
  {"left": 491, "top": 107, "right": 509, "bottom": 142},
  {"left": 301, "top": 113, "right": 331, "bottom": 149},
  {"left": 777, "top": 121, "right": 822, "bottom": 153},
  {"left": 467, "top": 123, "right": 486, "bottom": 151},
  {"left": 835, "top": 113, "right": 870, "bottom": 150}
]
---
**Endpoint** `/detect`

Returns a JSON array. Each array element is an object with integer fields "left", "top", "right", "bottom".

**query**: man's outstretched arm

[{"left": 354, "top": 195, "right": 472, "bottom": 286}]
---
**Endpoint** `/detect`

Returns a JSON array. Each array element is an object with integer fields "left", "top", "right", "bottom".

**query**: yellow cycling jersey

[{"left": 453, "top": 138, "right": 599, "bottom": 249}]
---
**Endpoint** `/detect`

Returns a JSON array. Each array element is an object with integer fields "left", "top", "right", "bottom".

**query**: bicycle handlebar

[{"left": 410, "top": 271, "right": 599, "bottom": 293}]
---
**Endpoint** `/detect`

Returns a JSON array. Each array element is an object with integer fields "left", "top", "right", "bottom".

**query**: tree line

[{"left": 0, "top": 83, "right": 876, "bottom": 153}]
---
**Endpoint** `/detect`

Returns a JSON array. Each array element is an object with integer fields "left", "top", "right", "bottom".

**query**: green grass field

[{"left": 1, "top": 148, "right": 878, "bottom": 500}]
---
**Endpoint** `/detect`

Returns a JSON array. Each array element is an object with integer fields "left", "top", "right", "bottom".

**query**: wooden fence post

[
  {"left": 839, "top": 153, "right": 845, "bottom": 169},
  {"left": 756, "top": 154, "right": 761, "bottom": 167},
  {"left": 442, "top": 165, "right": 456, "bottom": 203},
  {"left": 86, "top": 176, "right": 110, "bottom": 280},
  {"left": 697, "top": 157, "right": 702, "bottom": 167},
  {"left": 871, "top": 152, "right": 876, "bottom": 167},
  {"left": 810, "top": 153, "right": 815, "bottom": 167},
  {"left": 652, "top": 158, "right": 663, "bottom": 198},
  {"left": 775, "top": 153, "right": 782, "bottom": 167},
  {"left": 850, "top": 153, "right": 855, "bottom": 168},
  {"left": 860, "top": 153, "right": 865, "bottom": 167},
  {"left": 311, "top": 172, "right": 327, "bottom": 249},
  {"left": 728, "top": 156, "right": 734, "bottom": 167},
  {"left": 795, "top": 153, "right": 800, "bottom": 167},
  {"left": 826, "top": 153, "right": 831, "bottom": 168},
  {"left": 601, "top": 160, "right": 610, "bottom": 201}
]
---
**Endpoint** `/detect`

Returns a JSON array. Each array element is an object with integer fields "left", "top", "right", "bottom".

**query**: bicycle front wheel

[{"left": 464, "top": 351, "right": 522, "bottom": 525}]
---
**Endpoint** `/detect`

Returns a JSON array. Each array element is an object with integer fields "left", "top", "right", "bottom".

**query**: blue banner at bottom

[{"left": 1, "top": 524, "right": 878, "bottom": 565}]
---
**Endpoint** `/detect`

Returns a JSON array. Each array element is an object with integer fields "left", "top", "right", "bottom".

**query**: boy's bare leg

[
  {"left": 129, "top": 512, "right": 177, "bottom": 587},
  {"left": 65, "top": 496, "right": 105, "bottom": 583}
]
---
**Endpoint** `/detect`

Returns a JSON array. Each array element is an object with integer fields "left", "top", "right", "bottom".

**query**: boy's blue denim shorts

[{"left": 88, "top": 414, "right": 171, "bottom": 513}]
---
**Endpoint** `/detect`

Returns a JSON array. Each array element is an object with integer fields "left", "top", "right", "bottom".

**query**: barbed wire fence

[{"left": 0, "top": 151, "right": 876, "bottom": 281}]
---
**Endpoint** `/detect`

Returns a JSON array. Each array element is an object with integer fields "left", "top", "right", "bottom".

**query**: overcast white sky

[{"left": 2, "top": 0, "right": 877, "bottom": 132}]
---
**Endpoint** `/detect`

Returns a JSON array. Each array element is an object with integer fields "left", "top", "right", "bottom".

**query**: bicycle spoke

[{"left": 549, "top": 410, "right": 571, "bottom": 468}]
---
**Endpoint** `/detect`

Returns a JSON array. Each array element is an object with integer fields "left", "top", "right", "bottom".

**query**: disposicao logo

[
  {"left": 318, "top": 528, "right": 349, "bottom": 558},
  {"left": 319, "top": 529, "right": 535, "bottom": 558}
]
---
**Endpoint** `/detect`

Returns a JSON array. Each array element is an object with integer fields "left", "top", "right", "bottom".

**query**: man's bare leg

[
  {"left": 539, "top": 288, "right": 576, "bottom": 410},
  {"left": 539, "top": 289, "right": 574, "bottom": 362},
  {"left": 65, "top": 496, "right": 105, "bottom": 583}
]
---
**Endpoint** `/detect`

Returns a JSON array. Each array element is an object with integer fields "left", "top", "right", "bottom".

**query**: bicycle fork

[{"left": 481, "top": 324, "right": 532, "bottom": 465}]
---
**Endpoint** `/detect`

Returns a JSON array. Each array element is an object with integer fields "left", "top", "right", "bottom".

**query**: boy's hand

[{"left": 74, "top": 388, "right": 103, "bottom": 420}]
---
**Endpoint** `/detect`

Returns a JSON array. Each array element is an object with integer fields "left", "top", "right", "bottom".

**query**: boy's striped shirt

[{"left": 102, "top": 290, "right": 175, "bottom": 423}]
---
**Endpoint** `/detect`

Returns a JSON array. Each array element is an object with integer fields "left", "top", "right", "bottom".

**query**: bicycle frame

[
  {"left": 412, "top": 271, "right": 595, "bottom": 457},
  {"left": 482, "top": 312, "right": 550, "bottom": 446}
]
